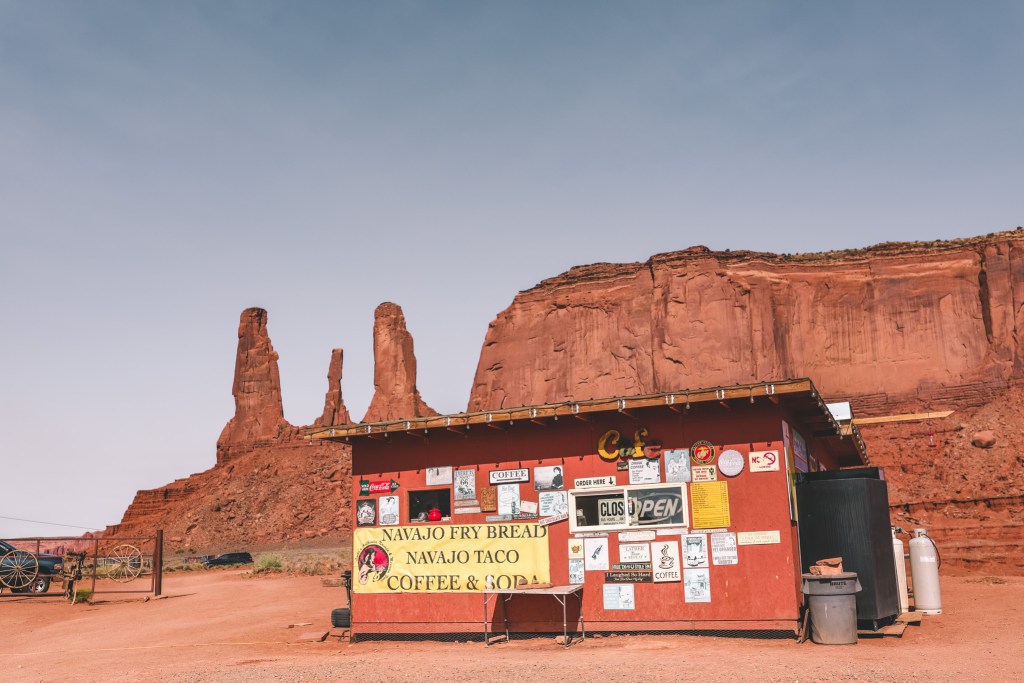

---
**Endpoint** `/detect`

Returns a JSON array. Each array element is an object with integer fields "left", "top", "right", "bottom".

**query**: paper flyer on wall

[
  {"left": 426, "top": 466, "right": 453, "bottom": 486},
  {"left": 497, "top": 484, "right": 521, "bottom": 515},
  {"left": 663, "top": 449, "right": 691, "bottom": 483},
  {"left": 711, "top": 532, "right": 738, "bottom": 565},
  {"left": 378, "top": 496, "right": 399, "bottom": 526},
  {"left": 690, "top": 481, "right": 731, "bottom": 528},
  {"left": 629, "top": 458, "right": 661, "bottom": 484},
  {"left": 683, "top": 534, "right": 709, "bottom": 568},
  {"left": 684, "top": 568, "right": 711, "bottom": 603},
  {"left": 584, "top": 537, "right": 610, "bottom": 570},
  {"left": 539, "top": 490, "right": 568, "bottom": 517},
  {"left": 603, "top": 584, "right": 636, "bottom": 610},
  {"left": 568, "top": 558, "right": 585, "bottom": 584}
]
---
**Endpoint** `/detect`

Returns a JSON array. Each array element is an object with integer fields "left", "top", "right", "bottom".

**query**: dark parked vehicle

[
  {"left": 0, "top": 540, "right": 63, "bottom": 593},
  {"left": 202, "top": 552, "right": 254, "bottom": 567}
]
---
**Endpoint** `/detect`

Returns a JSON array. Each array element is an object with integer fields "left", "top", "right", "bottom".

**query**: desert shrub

[{"left": 256, "top": 554, "right": 283, "bottom": 571}]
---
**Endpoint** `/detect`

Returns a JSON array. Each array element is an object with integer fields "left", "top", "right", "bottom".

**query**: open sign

[{"left": 628, "top": 487, "right": 688, "bottom": 527}]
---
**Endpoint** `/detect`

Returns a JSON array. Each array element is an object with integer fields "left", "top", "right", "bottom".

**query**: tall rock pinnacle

[
  {"left": 315, "top": 348, "right": 351, "bottom": 426},
  {"left": 217, "top": 308, "right": 294, "bottom": 460},
  {"left": 362, "top": 302, "right": 438, "bottom": 423}
]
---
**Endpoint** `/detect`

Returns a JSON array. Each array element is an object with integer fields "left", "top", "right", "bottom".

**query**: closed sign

[{"left": 599, "top": 498, "right": 626, "bottom": 525}]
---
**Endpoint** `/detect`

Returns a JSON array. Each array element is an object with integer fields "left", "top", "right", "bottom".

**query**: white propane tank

[
  {"left": 892, "top": 527, "right": 909, "bottom": 614},
  {"left": 909, "top": 528, "right": 942, "bottom": 614}
]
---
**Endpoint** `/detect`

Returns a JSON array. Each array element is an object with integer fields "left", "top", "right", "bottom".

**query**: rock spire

[
  {"left": 362, "top": 302, "right": 438, "bottom": 423},
  {"left": 315, "top": 348, "right": 351, "bottom": 427}
]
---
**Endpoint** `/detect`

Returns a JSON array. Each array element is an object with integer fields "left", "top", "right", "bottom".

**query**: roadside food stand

[{"left": 308, "top": 378, "right": 868, "bottom": 640}]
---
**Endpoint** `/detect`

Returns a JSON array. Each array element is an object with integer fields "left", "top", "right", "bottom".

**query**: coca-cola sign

[{"left": 359, "top": 479, "right": 401, "bottom": 496}]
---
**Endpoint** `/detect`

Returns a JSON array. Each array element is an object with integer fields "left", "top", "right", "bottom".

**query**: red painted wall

[{"left": 350, "top": 400, "right": 823, "bottom": 633}]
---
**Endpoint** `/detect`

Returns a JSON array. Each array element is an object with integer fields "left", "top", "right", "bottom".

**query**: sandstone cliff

[
  {"left": 106, "top": 303, "right": 441, "bottom": 553},
  {"left": 107, "top": 230, "right": 1024, "bottom": 572},
  {"left": 107, "top": 309, "right": 353, "bottom": 551},
  {"left": 464, "top": 230, "right": 1024, "bottom": 572},
  {"left": 469, "top": 232, "right": 1024, "bottom": 415}
]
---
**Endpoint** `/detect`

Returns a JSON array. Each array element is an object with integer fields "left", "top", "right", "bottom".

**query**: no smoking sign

[{"left": 749, "top": 450, "right": 780, "bottom": 472}]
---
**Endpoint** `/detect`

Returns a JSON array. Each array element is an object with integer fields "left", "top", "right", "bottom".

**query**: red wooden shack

[{"left": 309, "top": 378, "right": 867, "bottom": 638}]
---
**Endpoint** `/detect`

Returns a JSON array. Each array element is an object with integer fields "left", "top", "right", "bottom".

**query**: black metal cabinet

[{"left": 796, "top": 469, "right": 900, "bottom": 629}]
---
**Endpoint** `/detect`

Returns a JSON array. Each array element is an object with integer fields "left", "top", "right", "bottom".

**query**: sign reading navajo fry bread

[{"left": 353, "top": 523, "right": 550, "bottom": 593}]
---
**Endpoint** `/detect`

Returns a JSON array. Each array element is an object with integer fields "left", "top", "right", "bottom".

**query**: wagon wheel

[
  {"left": 0, "top": 550, "right": 39, "bottom": 590},
  {"left": 107, "top": 544, "right": 144, "bottom": 583}
]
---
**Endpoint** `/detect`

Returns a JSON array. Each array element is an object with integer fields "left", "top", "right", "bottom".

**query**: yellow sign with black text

[{"left": 353, "top": 523, "right": 550, "bottom": 593}]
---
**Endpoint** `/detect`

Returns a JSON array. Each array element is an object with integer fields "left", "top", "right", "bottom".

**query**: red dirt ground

[{"left": 1, "top": 570, "right": 1021, "bottom": 682}]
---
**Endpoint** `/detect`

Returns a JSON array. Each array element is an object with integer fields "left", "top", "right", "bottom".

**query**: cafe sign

[{"left": 598, "top": 428, "right": 663, "bottom": 462}]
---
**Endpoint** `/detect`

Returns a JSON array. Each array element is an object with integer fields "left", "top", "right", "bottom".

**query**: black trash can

[{"left": 801, "top": 572, "right": 862, "bottom": 645}]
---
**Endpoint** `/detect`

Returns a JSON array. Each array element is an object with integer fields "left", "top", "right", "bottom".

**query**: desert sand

[{"left": 1, "top": 569, "right": 1021, "bottom": 682}]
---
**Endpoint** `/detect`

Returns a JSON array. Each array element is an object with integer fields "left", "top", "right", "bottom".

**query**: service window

[
  {"left": 409, "top": 489, "right": 451, "bottom": 522},
  {"left": 568, "top": 483, "right": 687, "bottom": 533}
]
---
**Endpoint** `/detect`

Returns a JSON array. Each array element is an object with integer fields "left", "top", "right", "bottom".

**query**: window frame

[
  {"left": 407, "top": 488, "right": 452, "bottom": 523},
  {"left": 567, "top": 482, "right": 688, "bottom": 533}
]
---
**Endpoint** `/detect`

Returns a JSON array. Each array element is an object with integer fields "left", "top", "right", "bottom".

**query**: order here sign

[{"left": 353, "top": 523, "right": 550, "bottom": 593}]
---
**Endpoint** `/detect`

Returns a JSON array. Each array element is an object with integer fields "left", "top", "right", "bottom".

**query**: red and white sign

[
  {"left": 690, "top": 441, "right": 716, "bottom": 465},
  {"left": 749, "top": 450, "right": 780, "bottom": 472},
  {"left": 539, "top": 512, "right": 569, "bottom": 527}
]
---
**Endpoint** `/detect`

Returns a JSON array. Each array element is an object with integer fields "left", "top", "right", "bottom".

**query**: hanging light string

[{"left": 0, "top": 515, "right": 102, "bottom": 531}]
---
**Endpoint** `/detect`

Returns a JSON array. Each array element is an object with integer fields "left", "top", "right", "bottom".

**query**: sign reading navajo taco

[{"left": 353, "top": 523, "right": 550, "bottom": 593}]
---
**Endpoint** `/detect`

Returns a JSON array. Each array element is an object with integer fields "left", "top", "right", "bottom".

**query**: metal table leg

[
  {"left": 578, "top": 591, "right": 585, "bottom": 643},
  {"left": 502, "top": 594, "right": 510, "bottom": 643},
  {"left": 483, "top": 593, "right": 491, "bottom": 646},
  {"left": 560, "top": 594, "right": 569, "bottom": 646}
]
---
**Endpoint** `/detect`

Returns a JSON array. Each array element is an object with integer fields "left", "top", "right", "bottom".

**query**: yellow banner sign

[{"left": 353, "top": 523, "right": 550, "bottom": 593}]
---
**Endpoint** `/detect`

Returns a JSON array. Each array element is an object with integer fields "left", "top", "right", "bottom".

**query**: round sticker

[
  {"left": 718, "top": 449, "right": 745, "bottom": 477},
  {"left": 690, "top": 440, "right": 716, "bottom": 465}
]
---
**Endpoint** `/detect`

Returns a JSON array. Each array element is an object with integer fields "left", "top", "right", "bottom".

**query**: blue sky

[{"left": 1, "top": 1, "right": 1022, "bottom": 538}]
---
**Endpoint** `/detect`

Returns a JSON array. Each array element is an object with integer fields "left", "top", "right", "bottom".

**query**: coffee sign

[{"left": 489, "top": 469, "right": 529, "bottom": 484}]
